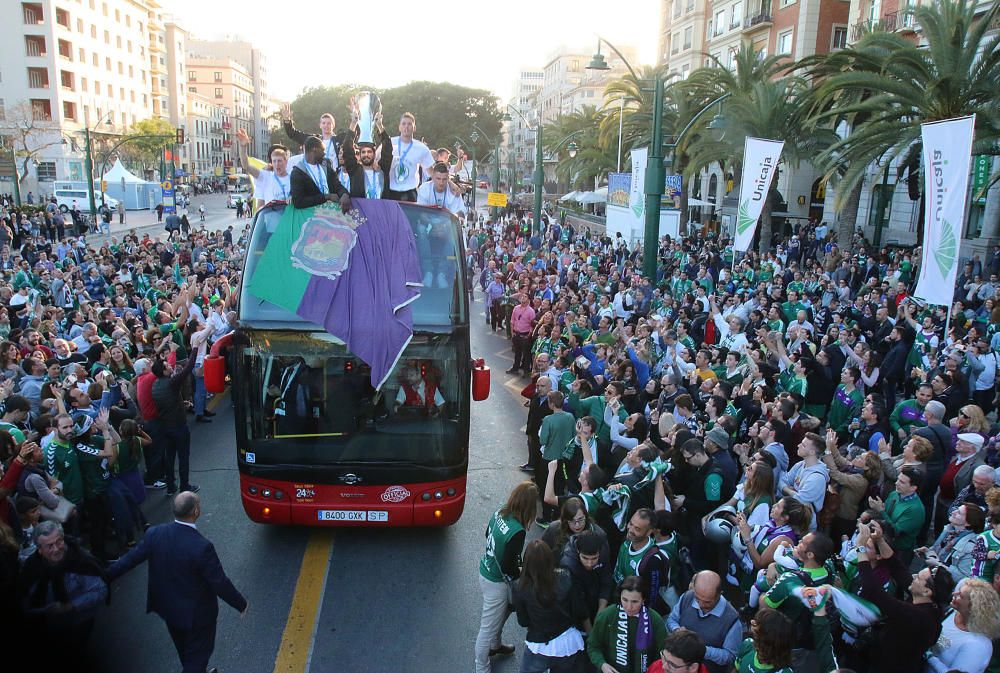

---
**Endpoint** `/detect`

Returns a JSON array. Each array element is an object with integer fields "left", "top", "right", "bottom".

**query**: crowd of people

[
  {"left": 0, "top": 198, "right": 245, "bottom": 664},
  {"left": 472, "top": 213, "right": 1000, "bottom": 673}
]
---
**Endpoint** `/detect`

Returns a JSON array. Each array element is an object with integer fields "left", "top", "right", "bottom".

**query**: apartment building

[
  {"left": 503, "top": 69, "right": 543, "bottom": 191},
  {"left": 185, "top": 56, "right": 251, "bottom": 173},
  {"left": 187, "top": 38, "right": 272, "bottom": 159},
  {"left": 0, "top": 0, "right": 157, "bottom": 185},
  {"left": 185, "top": 91, "right": 226, "bottom": 179}
]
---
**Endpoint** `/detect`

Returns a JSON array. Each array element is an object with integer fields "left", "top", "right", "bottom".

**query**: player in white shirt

[
  {"left": 235, "top": 128, "right": 291, "bottom": 243},
  {"left": 280, "top": 105, "right": 342, "bottom": 171},
  {"left": 387, "top": 112, "right": 435, "bottom": 201},
  {"left": 416, "top": 163, "right": 466, "bottom": 216}
]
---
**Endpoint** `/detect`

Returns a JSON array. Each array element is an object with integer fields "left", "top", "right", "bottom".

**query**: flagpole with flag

[
  {"left": 733, "top": 138, "right": 785, "bottom": 253},
  {"left": 914, "top": 115, "right": 976, "bottom": 347}
]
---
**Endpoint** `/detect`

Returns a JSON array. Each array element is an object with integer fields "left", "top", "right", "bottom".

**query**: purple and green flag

[{"left": 247, "top": 200, "right": 422, "bottom": 389}]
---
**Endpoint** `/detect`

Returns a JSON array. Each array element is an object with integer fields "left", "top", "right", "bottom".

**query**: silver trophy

[{"left": 351, "top": 92, "right": 383, "bottom": 145}]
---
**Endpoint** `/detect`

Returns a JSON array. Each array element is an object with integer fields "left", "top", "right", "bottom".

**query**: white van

[{"left": 52, "top": 188, "right": 119, "bottom": 213}]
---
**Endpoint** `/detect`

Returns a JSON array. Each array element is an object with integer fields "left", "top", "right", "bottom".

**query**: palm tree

[
  {"left": 682, "top": 46, "right": 836, "bottom": 250},
  {"left": 805, "top": 0, "right": 1000, "bottom": 245},
  {"left": 541, "top": 105, "right": 616, "bottom": 191}
]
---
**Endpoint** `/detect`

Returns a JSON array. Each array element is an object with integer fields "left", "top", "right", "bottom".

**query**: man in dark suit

[
  {"left": 107, "top": 492, "right": 248, "bottom": 673},
  {"left": 289, "top": 136, "right": 352, "bottom": 211},
  {"left": 524, "top": 375, "right": 554, "bottom": 474}
]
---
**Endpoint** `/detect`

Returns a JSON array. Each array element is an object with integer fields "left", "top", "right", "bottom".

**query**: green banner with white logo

[
  {"left": 734, "top": 137, "right": 784, "bottom": 252},
  {"left": 915, "top": 115, "right": 976, "bottom": 307},
  {"left": 972, "top": 155, "right": 991, "bottom": 204}
]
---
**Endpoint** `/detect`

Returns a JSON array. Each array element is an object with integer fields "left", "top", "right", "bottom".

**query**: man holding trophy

[{"left": 340, "top": 93, "right": 394, "bottom": 200}]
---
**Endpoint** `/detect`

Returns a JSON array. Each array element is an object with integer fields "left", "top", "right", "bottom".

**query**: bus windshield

[
  {"left": 235, "top": 329, "right": 468, "bottom": 468},
  {"left": 239, "top": 203, "right": 466, "bottom": 327}
]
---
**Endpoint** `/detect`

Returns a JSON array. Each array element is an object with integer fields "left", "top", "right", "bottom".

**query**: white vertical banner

[
  {"left": 629, "top": 147, "right": 647, "bottom": 219},
  {"left": 734, "top": 137, "right": 785, "bottom": 252},
  {"left": 915, "top": 115, "right": 976, "bottom": 308}
]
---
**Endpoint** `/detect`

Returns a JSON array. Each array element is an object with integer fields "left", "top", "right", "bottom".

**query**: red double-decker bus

[{"left": 227, "top": 203, "right": 484, "bottom": 526}]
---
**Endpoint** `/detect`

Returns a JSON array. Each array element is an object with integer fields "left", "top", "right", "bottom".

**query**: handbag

[{"left": 39, "top": 495, "right": 76, "bottom": 524}]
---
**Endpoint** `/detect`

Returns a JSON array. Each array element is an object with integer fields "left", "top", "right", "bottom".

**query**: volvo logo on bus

[{"left": 339, "top": 473, "right": 363, "bottom": 485}]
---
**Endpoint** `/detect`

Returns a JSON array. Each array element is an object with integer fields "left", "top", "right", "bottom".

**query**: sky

[{"left": 168, "top": 0, "right": 660, "bottom": 101}]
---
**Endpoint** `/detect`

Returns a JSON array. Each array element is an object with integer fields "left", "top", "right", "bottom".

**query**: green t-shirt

[
  {"left": 158, "top": 322, "right": 188, "bottom": 358},
  {"left": 614, "top": 537, "right": 655, "bottom": 584},
  {"left": 115, "top": 436, "right": 142, "bottom": 474},
  {"left": 45, "top": 439, "right": 84, "bottom": 505},
  {"left": 828, "top": 384, "right": 863, "bottom": 433},
  {"left": 736, "top": 638, "right": 792, "bottom": 673},
  {"left": 76, "top": 441, "right": 110, "bottom": 497},
  {"left": 781, "top": 300, "right": 807, "bottom": 323},
  {"left": 0, "top": 421, "right": 26, "bottom": 445}
]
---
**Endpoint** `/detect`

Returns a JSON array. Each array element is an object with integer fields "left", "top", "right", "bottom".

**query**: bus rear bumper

[{"left": 239, "top": 474, "right": 466, "bottom": 527}]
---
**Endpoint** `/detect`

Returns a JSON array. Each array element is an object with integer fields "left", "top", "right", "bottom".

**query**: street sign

[
  {"left": 161, "top": 178, "right": 176, "bottom": 214},
  {"left": 487, "top": 192, "right": 507, "bottom": 207},
  {"left": 100, "top": 180, "right": 107, "bottom": 193}
]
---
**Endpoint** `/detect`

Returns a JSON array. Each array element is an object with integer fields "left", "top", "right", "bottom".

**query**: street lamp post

[
  {"left": 588, "top": 36, "right": 728, "bottom": 280},
  {"left": 4, "top": 145, "right": 21, "bottom": 208},
  {"left": 503, "top": 107, "right": 545, "bottom": 231}
]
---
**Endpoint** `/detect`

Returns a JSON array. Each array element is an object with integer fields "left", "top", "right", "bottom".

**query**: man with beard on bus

[{"left": 340, "top": 112, "right": 394, "bottom": 200}]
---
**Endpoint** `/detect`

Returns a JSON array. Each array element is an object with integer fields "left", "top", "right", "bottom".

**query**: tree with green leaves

[
  {"left": 272, "top": 82, "right": 503, "bottom": 163},
  {"left": 804, "top": 0, "right": 1000, "bottom": 246},
  {"left": 541, "top": 105, "right": 616, "bottom": 191},
  {"left": 116, "top": 117, "right": 176, "bottom": 173}
]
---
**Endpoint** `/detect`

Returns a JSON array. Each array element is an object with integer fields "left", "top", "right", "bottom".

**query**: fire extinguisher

[{"left": 472, "top": 358, "right": 490, "bottom": 401}]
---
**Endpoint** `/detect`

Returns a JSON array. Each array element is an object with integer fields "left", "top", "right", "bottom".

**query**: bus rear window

[{"left": 239, "top": 203, "right": 465, "bottom": 326}]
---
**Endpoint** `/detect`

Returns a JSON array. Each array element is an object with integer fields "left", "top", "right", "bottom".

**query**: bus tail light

[{"left": 434, "top": 510, "right": 442, "bottom": 519}]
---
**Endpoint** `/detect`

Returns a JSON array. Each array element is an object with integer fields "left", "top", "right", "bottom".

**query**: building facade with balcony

[
  {"left": 187, "top": 38, "right": 271, "bottom": 160},
  {"left": 185, "top": 56, "right": 253, "bottom": 173},
  {"left": 0, "top": 0, "right": 158, "bottom": 191},
  {"left": 660, "top": 0, "right": 712, "bottom": 79}
]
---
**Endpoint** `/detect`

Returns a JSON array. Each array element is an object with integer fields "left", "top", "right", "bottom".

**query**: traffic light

[{"left": 176, "top": 128, "right": 185, "bottom": 144}]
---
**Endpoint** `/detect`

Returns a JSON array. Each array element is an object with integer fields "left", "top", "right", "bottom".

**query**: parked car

[{"left": 227, "top": 194, "right": 244, "bottom": 209}]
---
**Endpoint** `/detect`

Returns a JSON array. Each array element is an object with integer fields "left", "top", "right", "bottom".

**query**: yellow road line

[
  {"left": 206, "top": 390, "right": 228, "bottom": 412},
  {"left": 272, "top": 530, "right": 335, "bottom": 673}
]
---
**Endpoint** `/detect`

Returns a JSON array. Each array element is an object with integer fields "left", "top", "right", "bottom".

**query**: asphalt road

[{"left": 88, "top": 288, "right": 535, "bottom": 673}]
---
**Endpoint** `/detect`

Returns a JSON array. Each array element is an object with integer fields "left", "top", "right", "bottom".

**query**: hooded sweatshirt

[{"left": 780, "top": 460, "right": 830, "bottom": 529}]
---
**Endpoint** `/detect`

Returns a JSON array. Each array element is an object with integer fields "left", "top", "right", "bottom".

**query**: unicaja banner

[
  {"left": 915, "top": 115, "right": 976, "bottom": 308},
  {"left": 734, "top": 137, "right": 785, "bottom": 252},
  {"left": 629, "top": 147, "right": 647, "bottom": 219}
]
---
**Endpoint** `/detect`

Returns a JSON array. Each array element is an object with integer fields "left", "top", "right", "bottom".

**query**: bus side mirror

[{"left": 472, "top": 358, "right": 490, "bottom": 401}]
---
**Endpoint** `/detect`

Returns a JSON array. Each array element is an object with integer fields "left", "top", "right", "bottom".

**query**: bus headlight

[
  {"left": 446, "top": 488, "right": 456, "bottom": 497},
  {"left": 434, "top": 491, "right": 443, "bottom": 500},
  {"left": 262, "top": 488, "right": 272, "bottom": 498},
  {"left": 248, "top": 485, "right": 258, "bottom": 495}
]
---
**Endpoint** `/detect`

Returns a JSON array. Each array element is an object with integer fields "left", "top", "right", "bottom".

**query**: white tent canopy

[
  {"left": 687, "top": 197, "right": 716, "bottom": 207},
  {"left": 559, "top": 191, "right": 581, "bottom": 202},
  {"left": 102, "top": 159, "right": 147, "bottom": 184},
  {"left": 578, "top": 190, "right": 606, "bottom": 204}
]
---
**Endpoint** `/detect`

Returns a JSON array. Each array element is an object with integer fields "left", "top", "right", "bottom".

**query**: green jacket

[
  {"left": 538, "top": 410, "right": 576, "bottom": 461},
  {"left": 568, "top": 392, "right": 627, "bottom": 444},
  {"left": 888, "top": 399, "right": 926, "bottom": 437},
  {"left": 588, "top": 604, "right": 667, "bottom": 673},
  {"left": 884, "top": 491, "right": 925, "bottom": 551}
]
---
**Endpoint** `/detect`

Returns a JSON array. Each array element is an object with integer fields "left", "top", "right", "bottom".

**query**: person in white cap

[{"left": 934, "top": 433, "right": 987, "bottom": 537}]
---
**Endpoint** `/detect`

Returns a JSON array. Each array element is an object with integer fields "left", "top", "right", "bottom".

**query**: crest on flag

[{"left": 290, "top": 209, "right": 358, "bottom": 280}]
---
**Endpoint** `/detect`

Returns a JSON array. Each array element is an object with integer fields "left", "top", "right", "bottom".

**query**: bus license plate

[{"left": 317, "top": 510, "right": 388, "bottom": 522}]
